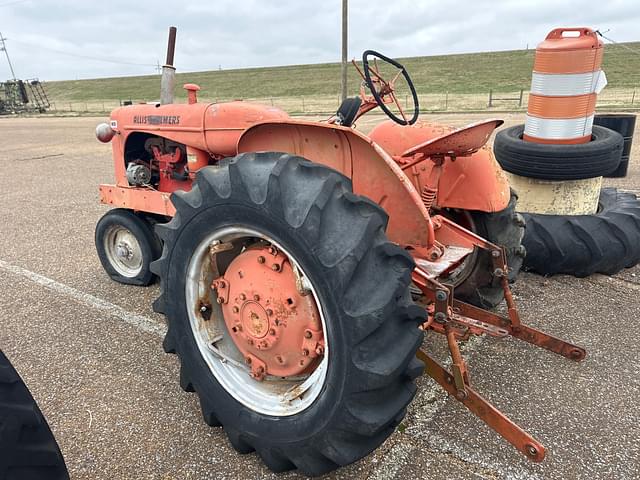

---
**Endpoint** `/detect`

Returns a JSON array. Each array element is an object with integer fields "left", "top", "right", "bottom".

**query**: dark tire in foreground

[
  {"left": 0, "top": 350, "right": 69, "bottom": 480},
  {"left": 444, "top": 190, "right": 526, "bottom": 308},
  {"left": 522, "top": 188, "right": 640, "bottom": 276},
  {"left": 494, "top": 124, "right": 623, "bottom": 180},
  {"left": 95, "top": 208, "right": 162, "bottom": 286},
  {"left": 151, "top": 152, "right": 425, "bottom": 476}
]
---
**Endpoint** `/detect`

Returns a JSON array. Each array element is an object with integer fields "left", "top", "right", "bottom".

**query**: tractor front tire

[
  {"left": 151, "top": 152, "right": 425, "bottom": 476},
  {"left": 446, "top": 189, "right": 526, "bottom": 308},
  {"left": 95, "top": 209, "right": 162, "bottom": 286}
]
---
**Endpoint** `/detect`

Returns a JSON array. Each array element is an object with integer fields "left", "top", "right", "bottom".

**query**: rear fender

[
  {"left": 369, "top": 120, "right": 511, "bottom": 212},
  {"left": 237, "top": 120, "right": 433, "bottom": 249}
]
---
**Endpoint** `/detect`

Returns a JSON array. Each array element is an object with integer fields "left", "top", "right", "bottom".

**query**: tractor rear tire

[
  {"left": 95, "top": 209, "right": 162, "bottom": 286},
  {"left": 151, "top": 152, "right": 425, "bottom": 476},
  {"left": 522, "top": 188, "right": 640, "bottom": 276},
  {"left": 0, "top": 350, "right": 69, "bottom": 480},
  {"left": 446, "top": 190, "right": 526, "bottom": 308}
]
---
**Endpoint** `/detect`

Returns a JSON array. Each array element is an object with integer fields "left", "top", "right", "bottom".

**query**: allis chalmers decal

[{"left": 133, "top": 115, "right": 181, "bottom": 125}]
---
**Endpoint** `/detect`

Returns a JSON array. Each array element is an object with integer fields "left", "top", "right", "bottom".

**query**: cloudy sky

[{"left": 1, "top": 0, "right": 638, "bottom": 81}]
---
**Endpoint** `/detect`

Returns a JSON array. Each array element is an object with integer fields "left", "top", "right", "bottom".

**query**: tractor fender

[
  {"left": 369, "top": 120, "right": 511, "bottom": 212},
  {"left": 236, "top": 120, "right": 433, "bottom": 249}
]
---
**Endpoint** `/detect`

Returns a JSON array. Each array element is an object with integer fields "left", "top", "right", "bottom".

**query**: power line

[
  {"left": 0, "top": 31, "right": 17, "bottom": 79},
  {"left": 0, "top": 0, "right": 29, "bottom": 7},
  {"left": 10, "top": 37, "right": 157, "bottom": 67},
  {"left": 595, "top": 30, "right": 640, "bottom": 58}
]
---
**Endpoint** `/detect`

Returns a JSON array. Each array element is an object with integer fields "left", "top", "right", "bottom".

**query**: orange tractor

[{"left": 95, "top": 48, "right": 585, "bottom": 475}]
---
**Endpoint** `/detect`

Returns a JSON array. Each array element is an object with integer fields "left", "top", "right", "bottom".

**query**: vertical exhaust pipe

[{"left": 160, "top": 26, "right": 177, "bottom": 104}]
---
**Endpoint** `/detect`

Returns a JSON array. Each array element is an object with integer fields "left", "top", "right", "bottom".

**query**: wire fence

[{"left": 46, "top": 87, "right": 640, "bottom": 116}]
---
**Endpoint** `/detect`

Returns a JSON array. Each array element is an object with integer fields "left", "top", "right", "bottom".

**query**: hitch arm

[{"left": 417, "top": 348, "right": 546, "bottom": 462}]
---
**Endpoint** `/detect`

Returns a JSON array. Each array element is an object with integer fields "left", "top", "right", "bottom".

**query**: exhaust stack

[{"left": 160, "top": 26, "right": 177, "bottom": 104}]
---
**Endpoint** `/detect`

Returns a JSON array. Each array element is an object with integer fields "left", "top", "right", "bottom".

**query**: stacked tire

[{"left": 494, "top": 123, "right": 640, "bottom": 277}]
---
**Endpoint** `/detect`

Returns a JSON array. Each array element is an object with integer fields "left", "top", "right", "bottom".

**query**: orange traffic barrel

[{"left": 524, "top": 27, "right": 606, "bottom": 144}]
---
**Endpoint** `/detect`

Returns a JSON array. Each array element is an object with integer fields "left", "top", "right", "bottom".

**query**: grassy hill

[{"left": 43, "top": 42, "right": 640, "bottom": 104}]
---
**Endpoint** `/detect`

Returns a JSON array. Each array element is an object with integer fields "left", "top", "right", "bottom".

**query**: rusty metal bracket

[
  {"left": 411, "top": 232, "right": 586, "bottom": 463},
  {"left": 417, "top": 348, "right": 546, "bottom": 462}
]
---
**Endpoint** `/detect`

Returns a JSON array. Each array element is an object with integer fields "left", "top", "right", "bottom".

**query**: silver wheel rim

[
  {"left": 185, "top": 226, "right": 329, "bottom": 417},
  {"left": 104, "top": 225, "right": 143, "bottom": 277}
]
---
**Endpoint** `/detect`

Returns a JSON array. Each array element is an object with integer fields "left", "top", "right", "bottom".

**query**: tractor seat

[{"left": 335, "top": 97, "right": 362, "bottom": 127}]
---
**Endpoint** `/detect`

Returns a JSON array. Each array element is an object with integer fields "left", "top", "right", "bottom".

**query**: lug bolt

[
  {"left": 315, "top": 345, "right": 324, "bottom": 356},
  {"left": 216, "top": 297, "right": 224, "bottom": 304},
  {"left": 526, "top": 445, "right": 538, "bottom": 457},
  {"left": 272, "top": 264, "right": 281, "bottom": 272},
  {"left": 269, "top": 329, "right": 276, "bottom": 336},
  {"left": 456, "top": 390, "right": 468, "bottom": 400},
  {"left": 304, "top": 330, "right": 313, "bottom": 339},
  {"left": 246, "top": 357, "right": 252, "bottom": 364},
  {"left": 239, "top": 293, "right": 246, "bottom": 301},
  {"left": 253, "top": 294, "right": 260, "bottom": 301},
  {"left": 232, "top": 306, "right": 239, "bottom": 313},
  {"left": 434, "top": 312, "right": 447, "bottom": 323},
  {"left": 219, "top": 282, "right": 225, "bottom": 288},
  {"left": 302, "top": 348, "right": 309, "bottom": 356},
  {"left": 266, "top": 309, "right": 273, "bottom": 316},
  {"left": 257, "top": 256, "right": 265, "bottom": 264},
  {"left": 492, "top": 250, "right": 501, "bottom": 258},
  {"left": 435, "top": 290, "right": 447, "bottom": 302}
]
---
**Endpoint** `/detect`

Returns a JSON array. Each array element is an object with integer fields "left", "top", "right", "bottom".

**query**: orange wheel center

[
  {"left": 241, "top": 301, "right": 270, "bottom": 339},
  {"left": 214, "top": 245, "right": 325, "bottom": 380}
]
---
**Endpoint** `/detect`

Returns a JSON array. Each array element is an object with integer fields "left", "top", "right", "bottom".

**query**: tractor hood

[{"left": 110, "top": 101, "right": 290, "bottom": 157}]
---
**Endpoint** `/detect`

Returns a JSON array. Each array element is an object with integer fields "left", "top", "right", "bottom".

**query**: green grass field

[{"left": 43, "top": 42, "right": 640, "bottom": 113}]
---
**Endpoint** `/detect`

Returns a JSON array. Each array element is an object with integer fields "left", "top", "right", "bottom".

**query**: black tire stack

[{"left": 494, "top": 122, "right": 640, "bottom": 277}]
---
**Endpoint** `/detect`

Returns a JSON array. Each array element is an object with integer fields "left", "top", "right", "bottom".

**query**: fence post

[
  {"left": 518, "top": 89, "right": 524, "bottom": 107},
  {"left": 488, "top": 90, "right": 493, "bottom": 108},
  {"left": 632, "top": 89, "right": 636, "bottom": 105},
  {"left": 69, "top": 103, "right": 72, "bottom": 111},
  {"left": 302, "top": 96, "right": 305, "bottom": 112},
  {"left": 445, "top": 91, "right": 448, "bottom": 111}
]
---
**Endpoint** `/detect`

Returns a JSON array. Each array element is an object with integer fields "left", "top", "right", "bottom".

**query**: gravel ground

[{"left": 0, "top": 113, "right": 639, "bottom": 479}]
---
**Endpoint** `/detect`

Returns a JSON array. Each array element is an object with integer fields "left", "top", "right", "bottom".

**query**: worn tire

[
  {"left": 494, "top": 124, "right": 623, "bottom": 180},
  {"left": 0, "top": 351, "right": 69, "bottom": 480},
  {"left": 445, "top": 190, "right": 526, "bottom": 308},
  {"left": 522, "top": 188, "right": 640, "bottom": 276},
  {"left": 95, "top": 209, "right": 162, "bottom": 286},
  {"left": 151, "top": 152, "right": 425, "bottom": 476}
]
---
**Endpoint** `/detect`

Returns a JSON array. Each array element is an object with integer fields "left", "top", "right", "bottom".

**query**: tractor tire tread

[
  {"left": 0, "top": 351, "right": 69, "bottom": 480},
  {"left": 522, "top": 188, "right": 640, "bottom": 276},
  {"left": 151, "top": 152, "right": 425, "bottom": 476}
]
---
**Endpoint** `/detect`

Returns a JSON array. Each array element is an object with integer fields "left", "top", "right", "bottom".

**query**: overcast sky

[{"left": 1, "top": 0, "right": 638, "bottom": 81}]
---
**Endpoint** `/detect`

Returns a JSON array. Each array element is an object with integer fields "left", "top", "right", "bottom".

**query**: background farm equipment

[
  {"left": 93, "top": 30, "right": 585, "bottom": 475},
  {"left": 0, "top": 78, "right": 50, "bottom": 114}
]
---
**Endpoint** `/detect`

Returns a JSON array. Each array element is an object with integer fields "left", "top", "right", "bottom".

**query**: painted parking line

[{"left": 0, "top": 259, "right": 166, "bottom": 338}]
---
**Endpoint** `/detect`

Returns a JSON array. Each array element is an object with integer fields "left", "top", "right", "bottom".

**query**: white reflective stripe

[
  {"left": 524, "top": 114, "right": 594, "bottom": 140},
  {"left": 530, "top": 71, "right": 605, "bottom": 96}
]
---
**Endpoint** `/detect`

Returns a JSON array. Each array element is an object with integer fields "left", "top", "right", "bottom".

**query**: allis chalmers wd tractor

[{"left": 95, "top": 50, "right": 585, "bottom": 475}]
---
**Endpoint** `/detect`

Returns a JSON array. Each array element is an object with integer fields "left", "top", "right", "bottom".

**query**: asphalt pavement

[{"left": 1, "top": 114, "right": 639, "bottom": 479}]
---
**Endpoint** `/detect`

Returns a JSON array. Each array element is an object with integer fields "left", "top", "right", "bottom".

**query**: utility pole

[
  {"left": 340, "top": 0, "right": 348, "bottom": 102},
  {"left": 0, "top": 32, "right": 17, "bottom": 80}
]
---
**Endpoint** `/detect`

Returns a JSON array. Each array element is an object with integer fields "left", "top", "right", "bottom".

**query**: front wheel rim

[
  {"left": 185, "top": 226, "right": 329, "bottom": 417},
  {"left": 104, "top": 225, "right": 143, "bottom": 277}
]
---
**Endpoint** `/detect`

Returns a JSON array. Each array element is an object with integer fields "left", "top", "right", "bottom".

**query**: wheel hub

[{"left": 213, "top": 246, "right": 324, "bottom": 380}]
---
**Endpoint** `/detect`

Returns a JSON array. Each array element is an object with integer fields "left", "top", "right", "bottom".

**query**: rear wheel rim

[
  {"left": 103, "top": 225, "right": 143, "bottom": 277},
  {"left": 185, "top": 226, "right": 329, "bottom": 417}
]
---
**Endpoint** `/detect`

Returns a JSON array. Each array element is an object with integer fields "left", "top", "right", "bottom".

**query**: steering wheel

[{"left": 362, "top": 50, "right": 419, "bottom": 125}]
